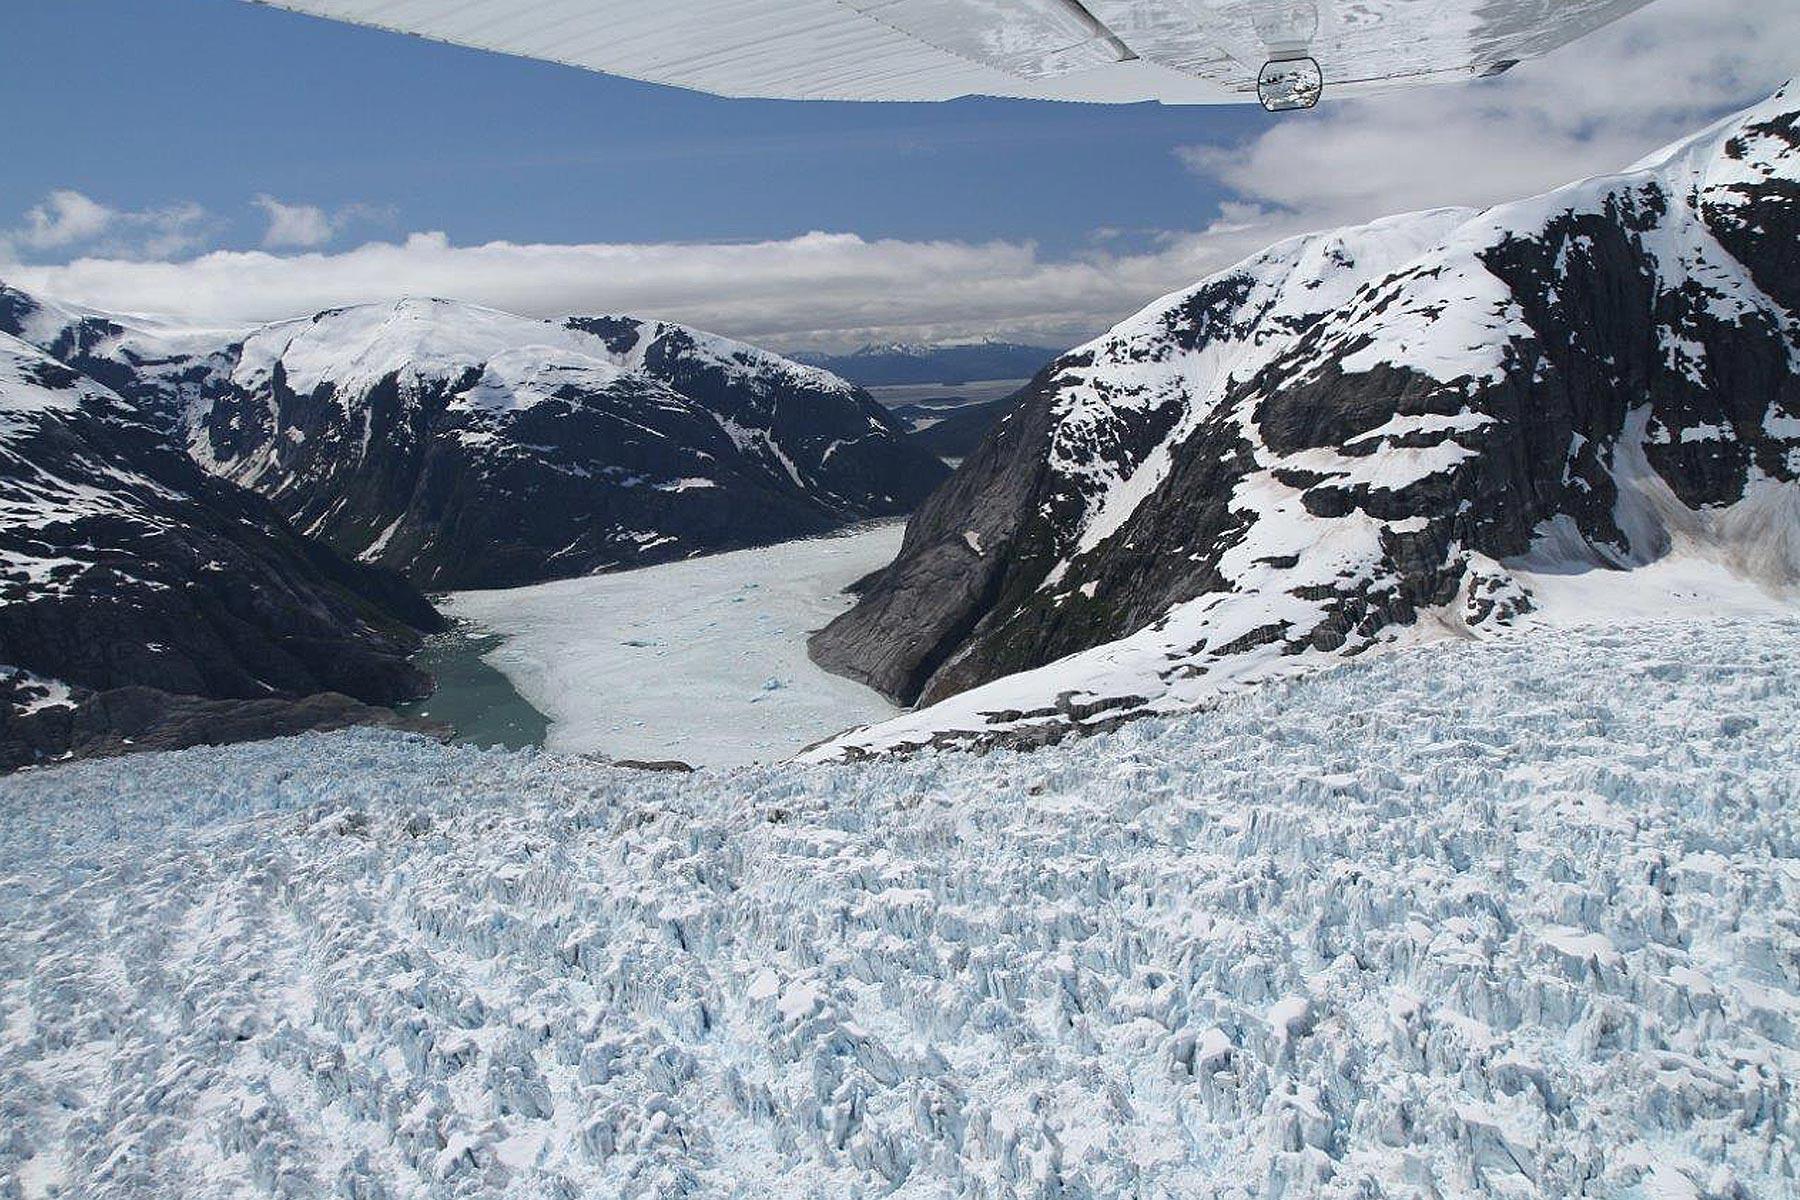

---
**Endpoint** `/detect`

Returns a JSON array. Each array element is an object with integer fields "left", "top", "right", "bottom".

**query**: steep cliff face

[
  {"left": 197, "top": 303, "right": 947, "bottom": 589},
  {"left": 811, "top": 84, "right": 1800, "bottom": 756},
  {"left": 1, "top": 291, "right": 949, "bottom": 590},
  {"left": 0, "top": 332, "right": 442, "bottom": 769}
]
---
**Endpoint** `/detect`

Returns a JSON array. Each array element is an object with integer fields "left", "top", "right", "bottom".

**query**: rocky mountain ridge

[
  {"left": 0, "top": 330, "right": 443, "bottom": 769},
  {"left": 0, "top": 287, "right": 948, "bottom": 765},
  {"left": 810, "top": 83, "right": 1800, "bottom": 758},
  {"left": 3, "top": 291, "right": 948, "bottom": 589}
]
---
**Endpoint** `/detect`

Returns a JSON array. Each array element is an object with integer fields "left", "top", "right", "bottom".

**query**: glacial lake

[{"left": 396, "top": 623, "right": 550, "bottom": 751}]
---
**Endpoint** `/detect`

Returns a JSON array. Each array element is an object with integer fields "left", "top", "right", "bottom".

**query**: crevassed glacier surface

[{"left": 1, "top": 619, "right": 1796, "bottom": 1198}]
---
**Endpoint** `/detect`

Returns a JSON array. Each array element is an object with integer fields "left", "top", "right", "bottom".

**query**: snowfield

[
  {"left": 3, "top": 617, "right": 1796, "bottom": 1198},
  {"left": 440, "top": 523, "right": 903, "bottom": 766}
]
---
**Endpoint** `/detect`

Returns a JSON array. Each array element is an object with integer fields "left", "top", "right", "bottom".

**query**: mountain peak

[
  {"left": 810, "top": 82, "right": 1800, "bottom": 759},
  {"left": 0, "top": 280, "right": 946, "bottom": 593}
]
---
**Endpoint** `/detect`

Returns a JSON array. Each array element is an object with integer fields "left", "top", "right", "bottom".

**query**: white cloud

[
  {"left": 251, "top": 196, "right": 390, "bottom": 249},
  {"left": 254, "top": 195, "right": 338, "bottom": 249},
  {"left": 2, "top": 0, "right": 1790, "bottom": 353},
  {"left": 15, "top": 190, "right": 115, "bottom": 250},
  {"left": 2, "top": 190, "right": 216, "bottom": 263},
  {"left": 132, "top": 201, "right": 215, "bottom": 260},
  {"left": 2, "top": 228, "right": 1258, "bottom": 352},
  {"left": 1177, "top": 0, "right": 1800, "bottom": 234}
]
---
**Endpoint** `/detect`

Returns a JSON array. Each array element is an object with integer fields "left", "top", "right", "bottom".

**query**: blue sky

[
  {"left": 2, "top": 0, "right": 1262, "bottom": 256},
  {"left": 2, "top": 0, "right": 1794, "bottom": 350}
]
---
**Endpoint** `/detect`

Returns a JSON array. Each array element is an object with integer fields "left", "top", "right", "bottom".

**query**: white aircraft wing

[{"left": 245, "top": 0, "right": 1658, "bottom": 105}]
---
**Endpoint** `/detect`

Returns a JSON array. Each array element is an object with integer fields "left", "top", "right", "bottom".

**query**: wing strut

[{"left": 1049, "top": 0, "right": 1139, "bottom": 62}]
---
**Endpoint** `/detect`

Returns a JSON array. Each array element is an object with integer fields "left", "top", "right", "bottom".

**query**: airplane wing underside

[{"left": 245, "top": 0, "right": 1658, "bottom": 105}]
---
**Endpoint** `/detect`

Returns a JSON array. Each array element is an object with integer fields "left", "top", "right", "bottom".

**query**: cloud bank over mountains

[{"left": 3, "top": 0, "right": 1793, "bottom": 352}]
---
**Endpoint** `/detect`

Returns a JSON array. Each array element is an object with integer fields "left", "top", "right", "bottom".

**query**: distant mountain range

[
  {"left": 810, "top": 81, "right": 1800, "bottom": 758},
  {"left": 797, "top": 340, "right": 1060, "bottom": 387},
  {"left": 0, "top": 287, "right": 944, "bottom": 766}
]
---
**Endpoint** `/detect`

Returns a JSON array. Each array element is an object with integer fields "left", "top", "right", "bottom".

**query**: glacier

[{"left": 2, "top": 616, "right": 1795, "bottom": 1198}]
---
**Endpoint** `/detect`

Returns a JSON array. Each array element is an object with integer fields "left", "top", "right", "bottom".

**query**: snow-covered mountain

[
  {"left": 811, "top": 83, "right": 1800, "bottom": 757},
  {"left": 0, "top": 330, "right": 442, "bottom": 770},
  {"left": 1, "top": 291, "right": 949, "bottom": 590},
  {"left": 799, "top": 339, "right": 1060, "bottom": 387}
]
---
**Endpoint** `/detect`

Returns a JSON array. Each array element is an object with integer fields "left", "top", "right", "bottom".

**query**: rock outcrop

[
  {"left": 0, "top": 332, "right": 442, "bottom": 770},
  {"left": 0, "top": 676, "right": 447, "bottom": 769}
]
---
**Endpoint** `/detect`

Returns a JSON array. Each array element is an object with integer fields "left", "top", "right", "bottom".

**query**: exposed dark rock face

[
  {"left": 0, "top": 287, "right": 950, "bottom": 766},
  {"left": 0, "top": 332, "right": 443, "bottom": 770},
  {"left": 0, "top": 294, "right": 948, "bottom": 591},
  {"left": 904, "top": 393, "right": 1022, "bottom": 460},
  {"left": 611, "top": 758, "right": 697, "bottom": 773},
  {"left": 0, "top": 676, "right": 447, "bottom": 771},
  {"left": 812, "top": 83, "right": 1800, "bottom": 752}
]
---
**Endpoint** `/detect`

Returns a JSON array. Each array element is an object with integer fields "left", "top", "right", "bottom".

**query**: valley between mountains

[
  {"left": 0, "top": 293, "right": 943, "bottom": 768},
  {"left": 1, "top": 83, "right": 1797, "bottom": 774},
  {"left": 0, "top": 61, "right": 1797, "bottom": 1200}
]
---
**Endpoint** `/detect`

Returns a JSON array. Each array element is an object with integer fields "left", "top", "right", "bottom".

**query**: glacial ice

[{"left": 1, "top": 617, "right": 1795, "bottom": 1198}]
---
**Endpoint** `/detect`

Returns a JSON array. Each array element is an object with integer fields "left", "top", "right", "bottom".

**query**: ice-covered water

[
  {"left": 1, "top": 617, "right": 1794, "bottom": 1198},
  {"left": 439, "top": 523, "right": 904, "bottom": 766}
]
